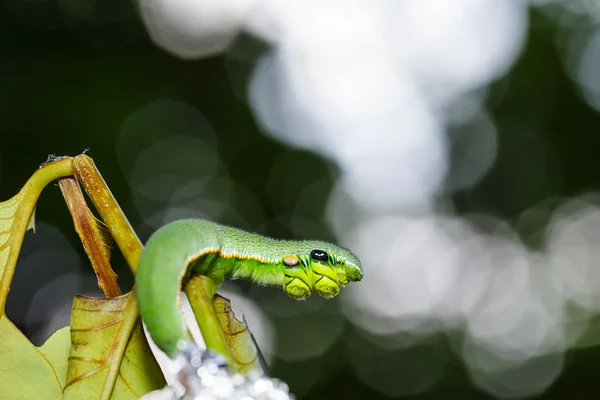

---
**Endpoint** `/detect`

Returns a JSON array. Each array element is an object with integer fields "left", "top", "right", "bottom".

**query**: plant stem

[
  {"left": 59, "top": 176, "right": 121, "bottom": 298},
  {"left": 72, "top": 155, "right": 143, "bottom": 274},
  {"left": 184, "top": 275, "right": 238, "bottom": 372}
]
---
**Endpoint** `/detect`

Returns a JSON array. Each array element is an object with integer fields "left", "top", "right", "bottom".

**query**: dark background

[{"left": 2, "top": 2, "right": 600, "bottom": 399}]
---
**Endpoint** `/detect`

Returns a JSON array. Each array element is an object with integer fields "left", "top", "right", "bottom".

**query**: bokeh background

[{"left": 3, "top": 0, "right": 600, "bottom": 398}]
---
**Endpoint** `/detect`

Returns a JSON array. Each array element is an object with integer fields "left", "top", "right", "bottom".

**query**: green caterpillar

[{"left": 136, "top": 219, "right": 364, "bottom": 358}]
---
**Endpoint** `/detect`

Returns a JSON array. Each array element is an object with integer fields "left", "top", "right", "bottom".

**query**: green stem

[
  {"left": 184, "top": 275, "right": 238, "bottom": 372},
  {"left": 72, "top": 155, "right": 143, "bottom": 274},
  {"left": 0, "top": 156, "right": 75, "bottom": 313}
]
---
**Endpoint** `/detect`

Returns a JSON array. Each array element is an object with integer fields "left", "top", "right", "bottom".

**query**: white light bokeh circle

[
  {"left": 568, "top": 27, "right": 600, "bottom": 111},
  {"left": 340, "top": 215, "right": 465, "bottom": 336},
  {"left": 463, "top": 343, "right": 564, "bottom": 399},
  {"left": 445, "top": 111, "right": 498, "bottom": 192},
  {"left": 118, "top": 99, "right": 231, "bottom": 229},
  {"left": 385, "top": 0, "right": 528, "bottom": 107},
  {"left": 463, "top": 251, "right": 564, "bottom": 362},
  {"left": 250, "top": 47, "right": 448, "bottom": 211},
  {"left": 245, "top": 0, "right": 385, "bottom": 53},
  {"left": 139, "top": 0, "right": 255, "bottom": 58},
  {"left": 130, "top": 136, "right": 221, "bottom": 201},
  {"left": 117, "top": 99, "right": 218, "bottom": 180},
  {"left": 547, "top": 198, "right": 600, "bottom": 313}
]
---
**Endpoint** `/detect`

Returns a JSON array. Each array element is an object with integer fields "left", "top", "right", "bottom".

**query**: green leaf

[
  {"left": 0, "top": 156, "right": 166, "bottom": 399},
  {"left": 0, "top": 157, "right": 76, "bottom": 400},
  {"left": 213, "top": 294, "right": 266, "bottom": 375},
  {"left": 41, "top": 326, "right": 72, "bottom": 384},
  {"left": 0, "top": 317, "right": 71, "bottom": 399},
  {"left": 0, "top": 157, "right": 75, "bottom": 313},
  {"left": 63, "top": 293, "right": 165, "bottom": 399}
]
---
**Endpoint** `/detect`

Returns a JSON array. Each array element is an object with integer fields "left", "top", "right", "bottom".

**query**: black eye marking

[
  {"left": 310, "top": 249, "right": 328, "bottom": 262},
  {"left": 283, "top": 255, "right": 300, "bottom": 267}
]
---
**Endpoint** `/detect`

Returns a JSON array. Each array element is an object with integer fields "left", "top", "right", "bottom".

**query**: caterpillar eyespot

[{"left": 283, "top": 255, "right": 300, "bottom": 267}]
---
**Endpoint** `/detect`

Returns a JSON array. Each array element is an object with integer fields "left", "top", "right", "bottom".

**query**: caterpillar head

[{"left": 281, "top": 241, "right": 363, "bottom": 300}]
